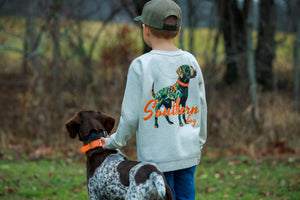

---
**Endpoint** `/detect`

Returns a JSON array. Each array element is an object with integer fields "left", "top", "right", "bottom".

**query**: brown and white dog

[{"left": 65, "top": 110, "right": 173, "bottom": 200}]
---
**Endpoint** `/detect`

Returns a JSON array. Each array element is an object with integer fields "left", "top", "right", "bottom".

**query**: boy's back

[{"left": 128, "top": 49, "right": 207, "bottom": 172}]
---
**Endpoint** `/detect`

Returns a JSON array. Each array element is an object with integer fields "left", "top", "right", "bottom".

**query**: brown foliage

[
  {"left": 0, "top": 24, "right": 299, "bottom": 158},
  {"left": 206, "top": 87, "right": 299, "bottom": 157}
]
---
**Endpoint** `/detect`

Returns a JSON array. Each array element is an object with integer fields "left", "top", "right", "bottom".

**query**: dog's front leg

[
  {"left": 178, "top": 112, "right": 184, "bottom": 126},
  {"left": 154, "top": 112, "right": 159, "bottom": 128},
  {"left": 178, "top": 97, "right": 188, "bottom": 126},
  {"left": 183, "top": 113, "right": 188, "bottom": 124},
  {"left": 163, "top": 101, "right": 174, "bottom": 125},
  {"left": 182, "top": 102, "right": 188, "bottom": 125}
]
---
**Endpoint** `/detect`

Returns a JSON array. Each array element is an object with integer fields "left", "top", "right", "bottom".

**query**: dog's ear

[
  {"left": 65, "top": 114, "right": 81, "bottom": 139},
  {"left": 99, "top": 111, "right": 115, "bottom": 134},
  {"left": 176, "top": 65, "right": 184, "bottom": 78}
]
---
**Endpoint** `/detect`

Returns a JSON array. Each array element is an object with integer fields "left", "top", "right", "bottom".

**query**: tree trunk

[
  {"left": 294, "top": 21, "right": 300, "bottom": 111},
  {"left": 173, "top": 0, "right": 184, "bottom": 50},
  {"left": 23, "top": 0, "right": 34, "bottom": 74},
  {"left": 134, "top": 0, "right": 151, "bottom": 53},
  {"left": 24, "top": 0, "right": 40, "bottom": 75},
  {"left": 51, "top": 0, "right": 62, "bottom": 109},
  {"left": 24, "top": 0, "right": 43, "bottom": 93},
  {"left": 187, "top": 0, "right": 196, "bottom": 53},
  {"left": 246, "top": 0, "right": 259, "bottom": 120},
  {"left": 293, "top": 0, "right": 300, "bottom": 111},
  {"left": 255, "top": 0, "right": 276, "bottom": 91},
  {"left": 216, "top": 0, "right": 247, "bottom": 85}
]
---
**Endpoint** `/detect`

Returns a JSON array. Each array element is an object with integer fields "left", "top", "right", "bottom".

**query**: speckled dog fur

[
  {"left": 65, "top": 111, "right": 173, "bottom": 200},
  {"left": 88, "top": 151, "right": 166, "bottom": 200}
]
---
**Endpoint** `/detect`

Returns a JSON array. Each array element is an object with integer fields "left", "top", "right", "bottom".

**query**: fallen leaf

[
  {"left": 205, "top": 186, "right": 216, "bottom": 193},
  {"left": 4, "top": 186, "right": 17, "bottom": 193},
  {"left": 236, "top": 191, "right": 244, "bottom": 197},
  {"left": 259, "top": 191, "right": 272, "bottom": 197}
]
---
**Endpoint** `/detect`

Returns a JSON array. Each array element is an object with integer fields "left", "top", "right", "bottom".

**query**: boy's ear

[
  {"left": 176, "top": 26, "right": 181, "bottom": 37},
  {"left": 99, "top": 111, "right": 115, "bottom": 134},
  {"left": 65, "top": 114, "right": 81, "bottom": 139},
  {"left": 142, "top": 24, "right": 150, "bottom": 36}
]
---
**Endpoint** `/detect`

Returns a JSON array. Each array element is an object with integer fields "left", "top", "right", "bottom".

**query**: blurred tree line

[{"left": 0, "top": 0, "right": 299, "bottom": 154}]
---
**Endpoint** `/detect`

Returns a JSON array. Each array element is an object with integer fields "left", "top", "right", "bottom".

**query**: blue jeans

[{"left": 163, "top": 166, "right": 197, "bottom": 200}]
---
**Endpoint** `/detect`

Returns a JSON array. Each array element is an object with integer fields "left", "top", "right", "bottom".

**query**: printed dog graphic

[
  {"left": 152, "top": 65, "right": 197, "bottom": 128},
  {"left": 65, "top": 110, "right": 173, "bottom": 200}
]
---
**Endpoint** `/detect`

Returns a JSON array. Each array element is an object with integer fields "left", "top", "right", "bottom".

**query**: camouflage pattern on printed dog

[{"left": 152, "top": 65, "right": 197, "bottom": 128}]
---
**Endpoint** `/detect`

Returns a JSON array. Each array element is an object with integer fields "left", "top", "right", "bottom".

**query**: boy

[{"left": 102, "top": 0, "right": 207, "bottom": 199}]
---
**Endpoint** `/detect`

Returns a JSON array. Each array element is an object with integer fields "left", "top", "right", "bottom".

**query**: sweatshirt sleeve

[
  {"left": 198, "top": 65, "right": 207, "bottom": 149},
  {"left": 105, "top": 61, "right": 142, "bottom": 149}
]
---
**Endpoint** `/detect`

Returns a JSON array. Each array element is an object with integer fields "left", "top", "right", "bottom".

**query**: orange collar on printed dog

[
  {"left": 177, "top": 79, "right": 189, "bottom": 87},
  {"left": 81, "top": 139, "right": 105, "bottom": 153}
]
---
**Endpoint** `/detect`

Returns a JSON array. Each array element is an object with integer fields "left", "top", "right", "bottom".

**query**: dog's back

[
  {"left": 87, "top": 151, "right": 173, "bottom": 200},
  {"left": 87, "top": 152, "right": 127, "bottom": 199}
]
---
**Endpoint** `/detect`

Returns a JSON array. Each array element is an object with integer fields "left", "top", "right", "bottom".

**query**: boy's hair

[{"left": 148, "top": 15, "right": 179, "bottom": 39}]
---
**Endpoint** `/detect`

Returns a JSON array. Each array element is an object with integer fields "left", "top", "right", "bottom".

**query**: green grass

[
  {"left": 1, "top": 156, "right": 299, "bottom": 200},
  {"left": 0, "top": 159, "right": 88, "bottom": 199},
  {"left": 196, "top": 156, "right": 300, "bottom": 200}
]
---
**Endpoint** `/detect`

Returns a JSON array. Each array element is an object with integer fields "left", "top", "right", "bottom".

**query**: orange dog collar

[
  {"left": 81, "top": 139, "right": 105, "bottom": 153},
  {"left": 177, "top": 79, "right": 189, "bottom": 87}
]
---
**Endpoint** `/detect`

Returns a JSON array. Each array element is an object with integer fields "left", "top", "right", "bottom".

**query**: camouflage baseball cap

[{"left": 134, "top": 0, "right": 182, "bottom": 31}]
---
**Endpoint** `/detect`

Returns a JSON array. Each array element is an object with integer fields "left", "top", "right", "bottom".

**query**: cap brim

[{"left": 133, "top": 16, "right": 142, "bottom": 22}]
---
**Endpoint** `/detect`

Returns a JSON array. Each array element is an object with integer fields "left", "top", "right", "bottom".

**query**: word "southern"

[{"left": 143, "top": 99, "right": 199, "bottom": 127}]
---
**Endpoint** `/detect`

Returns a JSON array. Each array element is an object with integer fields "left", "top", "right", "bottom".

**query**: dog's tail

[
  {"left": 151, "top": 82, "right": 155, "bottom": 98},
  {"left": 150, "top": 172, "right": 173, "bottom": 200}
]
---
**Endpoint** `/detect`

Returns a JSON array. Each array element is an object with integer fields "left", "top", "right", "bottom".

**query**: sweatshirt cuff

[
  {"left": 104, "top": 137, "right": 115, "bottom": 150},
  {"left": 104, "top": 135, "right": 123, "bottom": 150}
]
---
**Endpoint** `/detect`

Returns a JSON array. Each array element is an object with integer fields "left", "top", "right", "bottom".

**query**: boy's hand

[{"left": 100, "top": 137, "right": 107, "bottom": 149}]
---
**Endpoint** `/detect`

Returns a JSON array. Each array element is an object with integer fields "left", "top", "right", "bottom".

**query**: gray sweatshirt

[{"left": 105, "top": 49, "right": 207, "bottom": 172}]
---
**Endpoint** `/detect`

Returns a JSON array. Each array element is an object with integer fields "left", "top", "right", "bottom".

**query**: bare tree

[
  {"left": 187, "top": 0, "right": 196, "bottom": 53},
  {"left": 122, "top": 0, "right": 151, "bottom": 53},
  {"left": 216, "top": 0, "right": 248, "bottom": 85},
  {"left": 24, "top": 0, "right": 44, "bottom": 93},
  {"left": 294, "top": 23, "right": 300, "bottom": 111},
  {"left": 51, "top": 0, "right": 63, "bottom": 108},
  {"left": 291, "top": 0, "right": 300, "bottom": 111},
  {"left": 24, "top": 0, "right": 35, "bottom": 74},
  {"left": 207, "top": 2, "right": 220, "bottom": 92},
  {"left": 246, "top": 0, "right": 259, "bottom": 120},
  {"left": 65, "top": 0, "right": 124, "bottom": 86},
  {"left": 255, "top": 0, "right": 276, "bottom": 91}
]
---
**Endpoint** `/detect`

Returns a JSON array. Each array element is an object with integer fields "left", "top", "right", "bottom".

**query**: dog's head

[
  {"left": 65, "top": 111, "right": 115, "bottom": 142},
  {"left": 176, "top": 65, "right": 197, "bottom": 79}
]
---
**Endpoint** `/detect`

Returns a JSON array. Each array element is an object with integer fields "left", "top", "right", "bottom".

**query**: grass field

[{"left": 0, "top": 153, "right": 299, "bottom": 200}]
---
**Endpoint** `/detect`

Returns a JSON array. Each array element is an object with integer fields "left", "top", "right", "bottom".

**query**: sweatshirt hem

[{"left": 154, "top": 154, "right": 201, "bottom": 172}]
